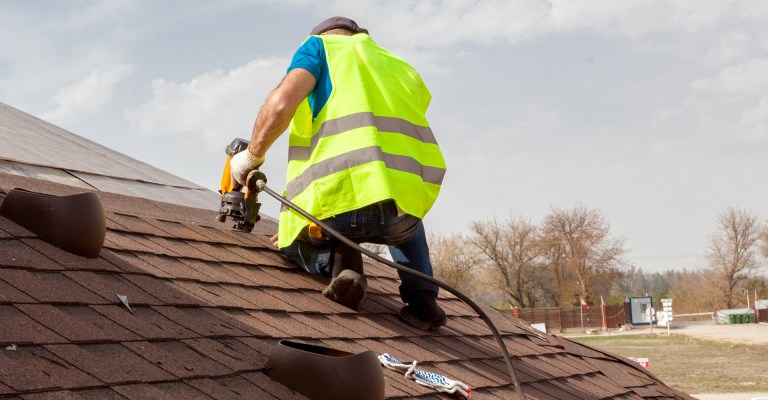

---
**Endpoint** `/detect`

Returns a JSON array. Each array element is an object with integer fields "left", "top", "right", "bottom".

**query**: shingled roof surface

[{"left": 0, "top": 171, "right": 695, "bottom": 400}]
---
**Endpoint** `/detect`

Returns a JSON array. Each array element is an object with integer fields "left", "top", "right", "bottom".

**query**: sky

[{"left": 1, "top": 0, "right": 767, "bottom": 273}]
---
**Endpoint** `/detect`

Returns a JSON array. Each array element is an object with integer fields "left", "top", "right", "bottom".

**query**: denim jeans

[{"left": 281, "top": 200, "right": 438, "bottom": 303}]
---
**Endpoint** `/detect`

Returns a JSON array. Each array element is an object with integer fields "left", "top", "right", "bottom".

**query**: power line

[
  {"left": 625, "top": 235, "right": 707, "bottom": 241},
  {"left": 629, "top": 254, "right": 702, "bottom": 260}
]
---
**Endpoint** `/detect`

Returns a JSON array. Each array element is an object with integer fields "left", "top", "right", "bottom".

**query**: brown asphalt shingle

[
  {"left": 112, "top": 381, "right": 216, "bottom": 400},
  {"left": 1, "top": 270, "right": 106, "bottom": 304},
  {"left": 90, "top": 305, "right": 198, "bottom": 340},
  {"left": 0, "top": 305, "right": 66, "bottom": 344},
  {"left": 0, "top": 240, "right": 62, "bottom": 270},
  {"left": 0, "top": 346, "right": 101, "bottom": 391},
  {"left": 17, "top": 304, "right": 141, "bottom": 342},
  {"left": 0, "top": 170, "right": 695, "bottom": 399}
]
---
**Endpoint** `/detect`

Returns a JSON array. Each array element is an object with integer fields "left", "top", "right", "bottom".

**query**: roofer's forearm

[
  {"left": 248, "top": 69, "right": 317, "bottom": 158},
  {"left": 248, "top": 97, "right": 294, "bottom": 158}
]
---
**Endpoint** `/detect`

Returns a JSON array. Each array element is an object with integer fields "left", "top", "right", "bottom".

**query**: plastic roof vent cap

[
  {"left": 0, "top": 188, "right": 106, "bottom": 258},
  {"left": 266, "top": 340, "right": 384, "bottom": 400}
]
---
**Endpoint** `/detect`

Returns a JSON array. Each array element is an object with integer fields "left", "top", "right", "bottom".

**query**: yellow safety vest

[{"left": 278, "top": 33, "right": 446, "bottom": 248}]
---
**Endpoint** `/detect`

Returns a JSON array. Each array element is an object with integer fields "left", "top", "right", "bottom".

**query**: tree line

[{"left": 428, "top": 206, "right": 768, "bottom": 313}]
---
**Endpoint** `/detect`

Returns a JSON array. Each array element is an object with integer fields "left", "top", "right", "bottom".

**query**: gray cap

[{"left": 310, "top": 16, "right": 368, "bottom": 35}]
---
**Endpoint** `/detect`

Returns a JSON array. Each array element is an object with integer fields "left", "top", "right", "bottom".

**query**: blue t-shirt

[{"left": 287, "top": 36, "right": 332, "bottom": 120}]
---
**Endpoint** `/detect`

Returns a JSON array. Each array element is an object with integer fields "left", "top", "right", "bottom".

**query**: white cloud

[
  {"left": 704, "top": 31, "right": 752, "bottom": 65},
  {"left": 123, "top": 59, "right": 288, "bottom": 147},
  {"left": 740, "top": 96, "right": 768, "bottom": 139},
  {"left": 0, "top": 1, "right": 137, "bottom": 114},
  {"left": 548, "top": 0, "right": 723, "bottom": 37},
  {"left": 42, "top": 63, "right": 135, "bottom": 122},
  {"left": 658, "top": 57, "right": 768, "bottom": 143},
  {"left": 65, "top": 0, "right": 136, "bottom": 28},
  {"left": 318, "top": 0, "right": 735, "bottom": 50},
  {"left": 325, "top": 0, "right": 549, "bottom": 48},
  {"left": 692, "top": 58, "right": 768, "bottom": 95}
]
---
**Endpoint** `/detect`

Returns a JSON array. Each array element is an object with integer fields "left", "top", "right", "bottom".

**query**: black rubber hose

[{"left": 257, "top": 182, "right": 525, "bottom": 399}]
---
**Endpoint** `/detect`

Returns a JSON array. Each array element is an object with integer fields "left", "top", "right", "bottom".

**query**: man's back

[{"left": 278, "top": 31, "right": 445, "bottom": 249}]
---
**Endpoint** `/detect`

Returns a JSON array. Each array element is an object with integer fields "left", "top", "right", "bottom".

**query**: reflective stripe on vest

[
  {"left": 288, "top": 112, "right": 438, "bottom": 161},
  {"left": 286, "top": 146, "right": 446, "bottom": 200}
]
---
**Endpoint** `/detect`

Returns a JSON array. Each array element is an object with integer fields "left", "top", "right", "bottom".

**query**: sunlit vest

[{"left": 278, "top": 33, "right": 446, "bottom": 248}]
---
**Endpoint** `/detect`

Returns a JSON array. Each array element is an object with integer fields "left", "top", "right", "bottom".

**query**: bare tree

[
  {"left": 428, "top": 233, "right": 482, "bottom": 297},
  {"left": 667, "top": 269, "right": 720, "bottom": 314},
  {"left": 538, "top": 235, "right": 578, "bottom": 306},
  {"left": 469, "top": 215, "right": 543, "bottom": 308},
  {"left": 539, "top": 206, "right": 624, "bottom": 306},
  {"left": 705, "top": 207, "right": 761, "bottom": 309},
  {"left": 759, "top": 222, "right": 768, "bottom": 260}
]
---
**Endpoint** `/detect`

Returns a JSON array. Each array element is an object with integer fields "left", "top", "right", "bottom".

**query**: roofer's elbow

[{"left": 265, "top": 91, "right": 299, "bottom": 119}]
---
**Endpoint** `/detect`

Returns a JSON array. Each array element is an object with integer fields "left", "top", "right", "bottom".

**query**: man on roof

[{"left": 230, "top": 16, "right": 447, "bottom": 330}]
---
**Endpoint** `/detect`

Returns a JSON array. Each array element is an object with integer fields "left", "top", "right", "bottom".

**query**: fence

[
  {"left": 511, "top": 305, "right": 626, "bottom": 332},
  {"left": 671, "top": 312, "right": 714, "bottom": 322},
  {"left": 512, "top": 305, "right": 767, "bottom": 331},
  {"left": 604, "top": 304, "right": 626, "bottom": 329}
]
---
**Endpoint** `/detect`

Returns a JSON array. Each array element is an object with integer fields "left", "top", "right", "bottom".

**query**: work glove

[
  {"left": 379, "top": 354, "right": 471, "bottom": 398},
  {"left": 407, "top": 364, "right": 470, "bottom": 397},
  {"left": 230, "top": 150, "right": 265, "bottom": 186}
]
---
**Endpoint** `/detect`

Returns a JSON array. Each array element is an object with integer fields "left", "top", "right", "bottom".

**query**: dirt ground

[
  {"left": 568, "top": 322, "right": 768, "bottom": 399},
  {"left": 666, "top": 321, "right": 768, "bottom": 345}
]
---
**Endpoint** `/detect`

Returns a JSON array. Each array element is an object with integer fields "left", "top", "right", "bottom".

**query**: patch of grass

[{"left": 571, "top": 334, "right": 768, "bottom": 394}]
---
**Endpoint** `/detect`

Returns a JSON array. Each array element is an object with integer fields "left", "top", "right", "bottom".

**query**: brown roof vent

[
  {"left": 266, "top": 340, "right": 384, "bottom": 400},
  {"left": 0, "top": 188, "right": 106, "bottom": 258}
]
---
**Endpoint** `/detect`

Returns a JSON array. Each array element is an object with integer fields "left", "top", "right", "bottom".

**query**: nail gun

[{"left": 217, "top": 138, "right": 267, "bottom": 232}]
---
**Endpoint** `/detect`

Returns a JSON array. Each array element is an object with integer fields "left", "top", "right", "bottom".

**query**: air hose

[{"left": 254, "top": 180, "right": 526, "bottom": 400}]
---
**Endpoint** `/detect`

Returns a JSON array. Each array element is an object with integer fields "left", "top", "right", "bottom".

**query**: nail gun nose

[{"left": 217, "top": 143, "right": 267, "bottom": 232}]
